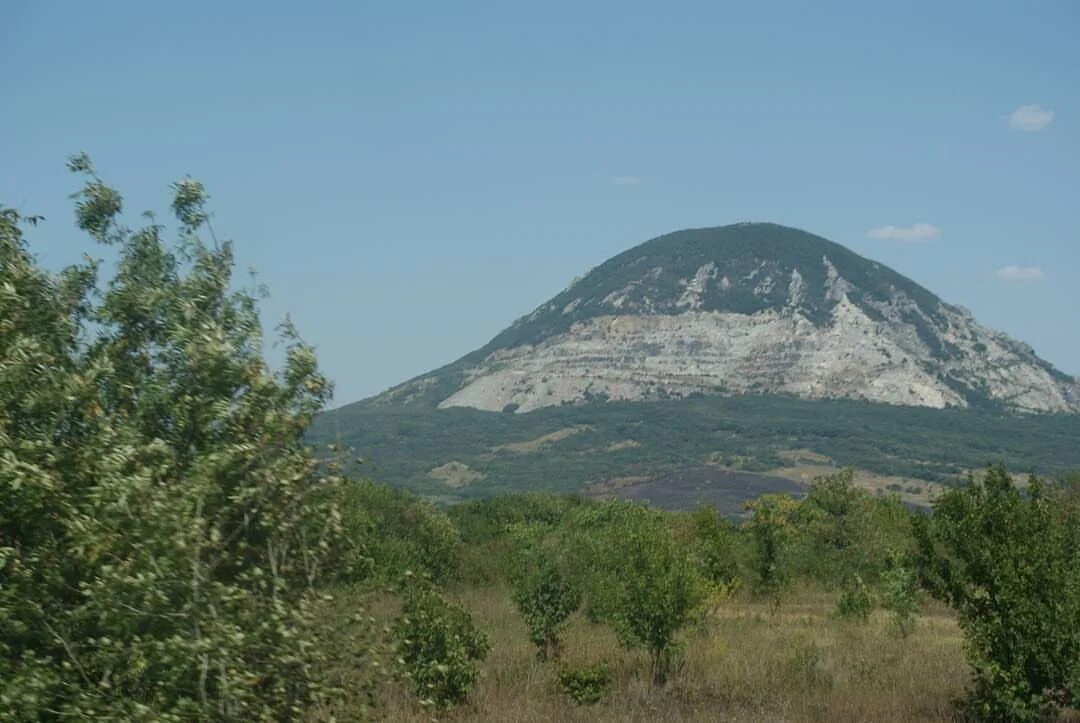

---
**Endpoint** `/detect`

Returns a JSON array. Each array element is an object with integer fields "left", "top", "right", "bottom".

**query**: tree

[
  {"left": 915, "top": 466, "right": 1080, "bottom": 720},
  {"left": 508, "top": 525, "right": 581, "bottom": 661},
  {"left": 573, "top": 502, "right": 707, "bottom": 685},
  {"left": 0, "top": 156, "right": 349, "bottom": 719},
  {"left": 744, "top": 494, "right": 799, "bottom": 594},
  {"left": 682, "top": 505, "right": 741, "bottom": 591}
]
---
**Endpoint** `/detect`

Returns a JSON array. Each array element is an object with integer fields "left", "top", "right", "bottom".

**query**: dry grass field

[{"left": 314, "top": 585, "right": 975, "bottom": 722}]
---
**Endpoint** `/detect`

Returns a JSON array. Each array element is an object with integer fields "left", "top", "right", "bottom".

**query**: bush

[
  {"left": 337, "top": 481, "right": 461, "bottom": 584},
  {"left": 447, "top": 494, "right": 586, "bottom": 584},
  {"left": 916, "top": 465, "right": 1080, "bottom": 720},
  {"left": 390, "top": 580, "right": 489, "bottom": 707},
  {"left": 556, "top": 662, "right": 612, "bottom": 704},
  {"left": 879, "top": 552, "right": 919, "bottom": 638},
  {"left": 835, "top": 574, "right": 873, "bottom": 621},
  {"left": 0, "top": 159, "right": 348, "bottom": 719}
]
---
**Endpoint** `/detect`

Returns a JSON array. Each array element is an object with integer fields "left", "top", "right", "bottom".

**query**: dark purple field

[{"left": 605, "top": 467, "right": 806, "bottom": 517}]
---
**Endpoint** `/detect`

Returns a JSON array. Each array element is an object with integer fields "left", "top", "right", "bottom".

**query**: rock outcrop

[{"left": 369, "top": 223, "right": 1080, "bottom": 414}]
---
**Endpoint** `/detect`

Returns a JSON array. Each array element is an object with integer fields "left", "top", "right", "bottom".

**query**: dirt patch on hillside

[
  {"left": 769, "top": 460, "right": 944, "bottom": 508},
  {"left": 428, "top": 461, "right": 484, "bottom": 488},
  {"left": 492, "top": 425, "right": 591, "bottom": 454}
]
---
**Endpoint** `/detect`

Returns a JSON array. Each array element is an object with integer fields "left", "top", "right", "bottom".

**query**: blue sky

[{"left": 3, "top": 1, "right": 1078, "bottom": 405}]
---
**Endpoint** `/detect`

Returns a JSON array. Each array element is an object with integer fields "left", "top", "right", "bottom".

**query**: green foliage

[
  {"left": 681, "top": 505, "right": 741, "bottom": 590},
  {"left": 448, "top": 493, "right": 585, "bottom": 545},
  {"left": 336, "top": 480, "right": 461, "bottom": 584},
  {"left": 802, "top": 470, "right": 863, "bottom": 550},
  {"left": 834, "top": 574, "right": 873, "bottom": 622},
  {"left": 556, "top": 662, "right": 612, "bottom": 704},
  {"left": 794, "top": 471, "right": 916, "bottom": 587},
  {"left": 0, "top": 159, "right": 348, "bottom": 718},
  {"left": 447, "top": 493, "right": 586, "bottom": 584},
  {"left": 508, "top": 526, "right": 581, "bottom": 661},
  {"left": 879, "top": 552, "right": 920, "bottom": 638},
  {"left": 390, "top": 579, "right": 489, "bottom": 708},
  {"left": 744, "top": 494, "right": 799, "bottom": 594},
  {"left": 571, "top": 502, "right": 707, "bottom": 685},
  {"left": 916, "top": 465, "right": 1080, "bottom": 720}
]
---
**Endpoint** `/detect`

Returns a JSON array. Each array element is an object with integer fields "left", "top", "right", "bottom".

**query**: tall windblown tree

[{"left": 0, "top": 156, "right": 347, "bottom": 720}]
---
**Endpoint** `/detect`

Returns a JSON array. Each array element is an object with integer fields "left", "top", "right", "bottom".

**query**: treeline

[{"left": 334, "top": 468, "right": 1080, "bottom": 719}]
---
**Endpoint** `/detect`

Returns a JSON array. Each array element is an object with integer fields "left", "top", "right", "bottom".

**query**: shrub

[
  {"left": 390, "top": 580, "right": 489, "bottom": 707},
  {"left": 916, "top": 465, "right": 1080, "bottom": 720},
  {"left": 337, "top": 481, "right": 461, "bottom": 584},
  {"left": 879, "top": 552, "right": 919, "bottom": 638},
  {"left": 0, "top": 158, "right": 349, "bottom": 719},
  {"left": 556, "top": 662, "right": 612, "bottom": 704},
  {"left": 835, "top": 574, "right": 873, "bottom": 621}
]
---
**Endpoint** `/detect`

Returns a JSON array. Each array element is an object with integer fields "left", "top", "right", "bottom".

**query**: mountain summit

[{"left": 369, "top": 223, "right": 1080, "bottom": 414}]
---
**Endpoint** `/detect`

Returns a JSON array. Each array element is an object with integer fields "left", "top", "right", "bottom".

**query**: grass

[{"left": 312, "top": 585, "right": 973, "bottom": 722}]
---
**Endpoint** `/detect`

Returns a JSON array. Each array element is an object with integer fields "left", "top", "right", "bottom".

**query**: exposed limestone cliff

[{"left": 369, "top": 223, "right": 1080, "bottom": 414}]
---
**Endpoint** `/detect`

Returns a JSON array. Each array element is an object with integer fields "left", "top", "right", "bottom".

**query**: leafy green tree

[
  {"left": 390, "top": 579, "right": 489, "bottom": 707},
  {"left": 879, "top": 551, "right": 920, "bottom": 638},
  {"left": 788, "top": 471, "right": 916, "bottom": 588},
  {"left": 744, "top": 494, "right": 799, "bottom": 594},
  {"left": 682, "top": 505, "right": 741, "bottom": 591},
  {"left": 507, "top": 525, "right": 581, "bottom": 661},
  {"left": 573, "top": 502, "right": 707, "bottom": 685},
  {"left": 915, "top": 465, "right": 1080, "bottom": 721},
  {"left": 802, "top": 470, "right": 862, "bottom": 551},
  {"left": 0, "top": 157, "right": 349, "bottom": 719}
]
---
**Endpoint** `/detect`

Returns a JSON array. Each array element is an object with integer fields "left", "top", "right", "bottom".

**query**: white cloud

[
  {"left": 997, "top": 265, "right": 1045, "bottom": 282},
  {"left": 865, "top": 223, "right": 941, "bottom": 242},
  {"left": 1007, "top": 104, "right": 1054, "bottom": 132},
  {"left": 611, "top": 176, "right": 641, "bottom": 186}
]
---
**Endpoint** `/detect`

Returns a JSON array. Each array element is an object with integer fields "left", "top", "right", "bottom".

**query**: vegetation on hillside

[
  {"left": 483, "top": 223, "right": 950, "bottom": 350},
  {"left": 310, "top": 395, "right": 1080, "bottom": 504}
]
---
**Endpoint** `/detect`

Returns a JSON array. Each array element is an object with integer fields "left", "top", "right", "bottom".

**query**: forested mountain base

[{"left": 310, "top": 396, "right": 1080, "bottom": 506}]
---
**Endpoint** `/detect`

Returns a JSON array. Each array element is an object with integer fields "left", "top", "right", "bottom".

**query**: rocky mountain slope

[{"left": 366, "top": 223, "right": 1080, "bottom": 415}]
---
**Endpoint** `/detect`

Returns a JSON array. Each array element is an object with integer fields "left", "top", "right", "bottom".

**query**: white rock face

[
  {"left": 374, "top": 229, "right": 1080, "bottom": 416},
  {"left": 434, "top": 275, "right": 1080, "bottom": 414}
]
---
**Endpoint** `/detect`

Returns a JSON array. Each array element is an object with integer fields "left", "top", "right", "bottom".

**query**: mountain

[{"left": 365, "top": 223, "right": 1080, "bottom": 415}]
